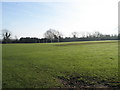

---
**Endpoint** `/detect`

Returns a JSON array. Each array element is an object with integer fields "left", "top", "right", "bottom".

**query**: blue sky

[{"left": 1, "top": 0, "right": 119, "bottom": 39}]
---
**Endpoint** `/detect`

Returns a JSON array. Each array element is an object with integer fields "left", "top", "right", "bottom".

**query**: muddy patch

[{"left": 57, "top": 75, "right": 118, "bottom": 88}]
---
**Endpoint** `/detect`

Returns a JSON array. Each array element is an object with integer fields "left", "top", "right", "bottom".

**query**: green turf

[{"left": 2, "top": 40, "right": 119, "bottom": 88}]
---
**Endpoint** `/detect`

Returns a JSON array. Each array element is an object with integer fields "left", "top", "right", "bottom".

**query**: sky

[{"left": 1, "top": 0, "right": 119, "bottom": 39}]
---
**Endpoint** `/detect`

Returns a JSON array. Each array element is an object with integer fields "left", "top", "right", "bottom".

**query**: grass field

[{"left": 2, "top": 40, "right": 119, "bottom": 88}]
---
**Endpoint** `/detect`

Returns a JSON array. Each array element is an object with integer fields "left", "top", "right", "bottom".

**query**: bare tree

[
  {"left": 93, "top": 31, "right": 102, "bottom": 38},
  {"left": 44, "top": 29, "right": 54, "bottom": 43},
  {"left": 54, "top": 30, "right": 63, "bottom": 42},
  {"left": 71, "top": 32, "right": 78, "bottom": 38},
  {"left": 44, "top": 29, "right": 63, "bottom": 43},
  {"left": 2, "top": 29, "right": 12, "bottom": 43}
]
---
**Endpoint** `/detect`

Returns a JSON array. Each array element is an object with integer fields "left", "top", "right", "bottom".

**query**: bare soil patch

[{"left": 57, "top": 75, "right": 119, "bottom": 88}]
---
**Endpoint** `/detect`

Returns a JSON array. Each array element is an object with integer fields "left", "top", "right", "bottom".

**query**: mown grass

[{"left": 2, "top": 40, "right": 119, "bottom": 88}]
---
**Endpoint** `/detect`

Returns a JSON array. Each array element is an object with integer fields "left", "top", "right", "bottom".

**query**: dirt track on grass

[{"left": 55, "top": 41, "right": 117, "bottom": 46}]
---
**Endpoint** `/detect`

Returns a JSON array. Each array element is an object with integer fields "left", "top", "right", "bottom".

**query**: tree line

[{"left": 1, "top": 29, "right": 119, "bottom": 44}]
